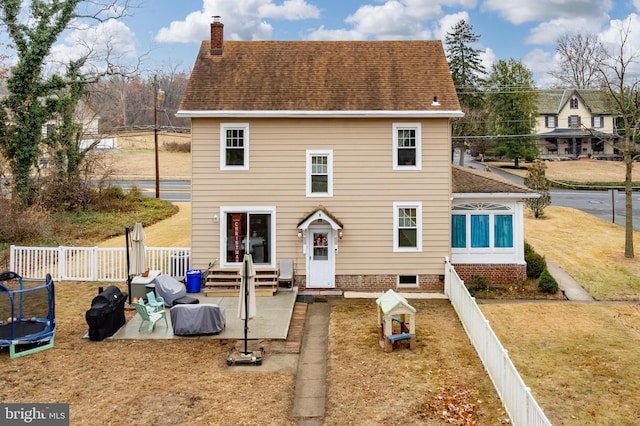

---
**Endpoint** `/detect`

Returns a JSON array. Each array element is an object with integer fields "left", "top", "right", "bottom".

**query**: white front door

[{"left": 307, "top": 225, "right": 335, "bottom": 288}]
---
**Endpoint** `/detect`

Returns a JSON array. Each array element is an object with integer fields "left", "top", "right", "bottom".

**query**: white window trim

[
  {"left": 392, "top": 123, "right": 422, "bottom": 170},
  {"left": 306, "top": 149, "right": 333, "bottom": 197},
  {"left": 451, "top": 204, "right": 514, "bottom": 252},
  {"left": 220, "top": 123, "right": 249, "bottom": 170},
  {"left": 397, "top": 275, "right": 419, "bottom": 288},
  {"left": 219, "top": 206, "right": 276, "bottom": 268},
  {"left": 393, "top": 201, "right": 422, "bottom": 252}
]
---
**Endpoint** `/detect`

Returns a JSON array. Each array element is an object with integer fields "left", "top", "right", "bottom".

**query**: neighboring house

[
  {"left": 535, "top": 89, "right": 619, "bottom": 158},
  {"left": 178, "top": 18, "right": 535, "bottom": 292},
  {"left": 450, "top": 166, "right": 537, "bottom": 284}
]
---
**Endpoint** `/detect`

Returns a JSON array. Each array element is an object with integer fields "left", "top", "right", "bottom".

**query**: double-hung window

[
  {"left": 393, "top": 123, "right": 421, "bottom": 170},
  {"left": 220, "top": 123, "right": 249, "bottom": 170},
  {"left": 306, "top": 150, "right": 333, "bottom": 197},
  {"left": 545, "top": 115, "right": 557, "bottom": 128},
  {"left": 568, "top": 115, "right": 581, "bottom": 128},
  {"left": 451, "top": 203, "right": 513, "bottom": 250},
  {"left": 393, "top": 202, "right": 422, "bottom": 252},
  {"left": 592, "top": 115, "right": 604, "bottom": 128}
]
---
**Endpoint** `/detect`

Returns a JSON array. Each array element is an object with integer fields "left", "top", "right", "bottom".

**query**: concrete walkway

[
  {"left": 292, "top": 301, "right": 329, "bottom": 425},
  {"left": 546, "top": 259, "right": 594, "bottom": 301}
]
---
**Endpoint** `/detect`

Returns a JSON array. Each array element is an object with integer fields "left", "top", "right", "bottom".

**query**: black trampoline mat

[{"left": 0, "top": 321, "right": 48, "bottom": 341}]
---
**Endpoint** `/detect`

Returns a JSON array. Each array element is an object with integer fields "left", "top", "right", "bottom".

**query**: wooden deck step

[{"left": 204, "top": 267, "right": 278, "bottom": 296}]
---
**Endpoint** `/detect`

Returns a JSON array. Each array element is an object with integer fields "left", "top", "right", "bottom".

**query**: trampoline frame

[{"left": 0, "top": 271, "right": 56, "bottom": 358}]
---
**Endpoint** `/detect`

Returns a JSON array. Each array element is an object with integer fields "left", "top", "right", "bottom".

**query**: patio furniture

[
  {"left": 132, "top": 301, "right": 167, "bottom": 333},
  {"left": 278, "top": 259, "right": 294, "bottom": 289},
  {"left": 154, "top": 274, "right": 199, "bottom": 307},
  {"left": 146, "top": 291, "right": 166, "bottom": 311},
  {"left": 170, "top": 304, "right": 226, "bottom": 336}
]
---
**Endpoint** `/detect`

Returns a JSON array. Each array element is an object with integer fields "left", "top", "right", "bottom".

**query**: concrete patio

[{"left": 111, "top": 288, "right": 298, "bottom": 340}]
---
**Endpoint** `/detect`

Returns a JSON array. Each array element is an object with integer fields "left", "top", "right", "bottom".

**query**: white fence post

[
  {"left": 8, "top": 245, "right": 191, "bottom": 283},
  {"left": 443, "top": 259, "right": 552, "bottom": 426}
]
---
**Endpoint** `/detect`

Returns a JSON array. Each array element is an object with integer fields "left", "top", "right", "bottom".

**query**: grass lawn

[
  {"left": 481, "top": 303, "right": 640, "bottom": 425},
  {"left": 3, "top": 146, "right": 640, "bottom": 424}
]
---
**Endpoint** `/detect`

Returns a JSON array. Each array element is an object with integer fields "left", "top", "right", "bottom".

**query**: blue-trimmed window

[{"left": 452, "top": 203, "right": 513, "bottom": 250}]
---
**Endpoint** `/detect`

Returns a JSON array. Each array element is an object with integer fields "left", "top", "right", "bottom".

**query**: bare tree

[
  {"left": 0, "top": 0, "right": 140, "bottom": 207},
  {"left": 596, "top": 22, "right": 640, "bottom": 258},
  {"left": 550, "top": 33, "right": 607, "bottom": 88}
]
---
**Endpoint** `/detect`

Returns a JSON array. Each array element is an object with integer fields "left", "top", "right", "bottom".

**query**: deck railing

[
  {"left": 444, "top": 258, "right": 552, "bottom": 426},
  {"left": 9, "top": 245, "right": 191, "bottom": 282}
]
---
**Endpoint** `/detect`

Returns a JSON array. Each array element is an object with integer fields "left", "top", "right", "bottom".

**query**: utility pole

[{"left": 153, "top": 75, "right": 164, "bottom": 198}]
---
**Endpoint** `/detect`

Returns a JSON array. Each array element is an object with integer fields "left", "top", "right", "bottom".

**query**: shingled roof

[
  {"left": 179, "top": 39, "right": 461, "bottom": 114},
  {"left": 537, "top": 89, "right": 614, "bottom": 115},
  {"left": 452, "top": 165, "right": 536, "bottom": 195}
]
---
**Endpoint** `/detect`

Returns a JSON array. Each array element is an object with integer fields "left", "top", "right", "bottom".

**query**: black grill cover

[{"left": 85, "top": 286, "right": 128, "bottom": 341}]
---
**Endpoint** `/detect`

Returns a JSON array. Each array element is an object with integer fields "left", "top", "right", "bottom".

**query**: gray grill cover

[
  {"left": 153, "top": 274, "right": 187, "bottom": 307},
  {"left": 170, "top": 304, "right": 226, "bottom": 335}
]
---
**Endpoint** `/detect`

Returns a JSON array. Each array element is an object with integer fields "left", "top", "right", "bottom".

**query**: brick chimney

[{"left": 210, "top": 16, "right": 224, "bottom": 55}]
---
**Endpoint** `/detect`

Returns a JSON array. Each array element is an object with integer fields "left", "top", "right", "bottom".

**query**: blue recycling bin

[{"left": 185, "top": 269, "right": 202, "bottom": 293}]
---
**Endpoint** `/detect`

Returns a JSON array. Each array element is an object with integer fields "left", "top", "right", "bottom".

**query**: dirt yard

[{"left": 0, "top": 283, "right": 508, "bottom": 425}]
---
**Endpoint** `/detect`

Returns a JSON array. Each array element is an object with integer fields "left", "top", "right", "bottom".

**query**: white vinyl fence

[
  {"left": 9, "top": 245, "right": 191, "bottom": 282},
  {"left": 444, "top": 258, "right": 552, "bottom": 426}
]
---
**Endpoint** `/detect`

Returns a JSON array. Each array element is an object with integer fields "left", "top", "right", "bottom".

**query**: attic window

[{"left": 570, "top": 97, "right": 579, "bottom": 109}]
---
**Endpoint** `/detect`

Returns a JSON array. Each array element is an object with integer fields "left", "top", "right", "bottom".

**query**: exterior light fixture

[
  {"left": 297, "top": 230, "right": 303, "bottom": 239},
  {"left": 338, "top": 230, "right": 343, "bottom": 239}
]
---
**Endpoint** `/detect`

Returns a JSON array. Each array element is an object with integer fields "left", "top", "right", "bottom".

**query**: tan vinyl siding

[{"left": 191, "top": 118, "right": 451, "bottom": 277}]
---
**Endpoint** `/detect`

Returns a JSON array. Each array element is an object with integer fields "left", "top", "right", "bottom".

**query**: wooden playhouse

[{"left": 376, "top": 289, "right": 416, "bottom": 352}]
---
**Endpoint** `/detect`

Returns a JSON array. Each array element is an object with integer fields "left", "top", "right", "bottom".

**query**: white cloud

[
  {"left": 155, "top": 0, "right": 319, "bottom": 44},
  {"left": 482, "top": 0, "right": 613, "bottom": 25},
  {"left": 526, "top": 17, "right": 600, "bottom": 45},
  {"left": 480, "top": 47, "right": 497, "bottom": 72},
  {"left": 49, "top": 20, "right": 138, "bottom": 67},
  {"left": 305, "top": 26, "right": 366, "bottom": 41},
  {"left": 434, "top": 11, "right": 470, "bottom": 41},
  {"left": 259, "top": 0, "right": 320, "bottom": 19}
]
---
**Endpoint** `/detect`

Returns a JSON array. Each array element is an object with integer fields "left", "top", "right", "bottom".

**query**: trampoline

[{"left": 0, "top": 271, "right": 56, "bottom": 358}]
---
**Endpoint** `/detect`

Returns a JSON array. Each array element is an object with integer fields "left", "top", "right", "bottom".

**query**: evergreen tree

[
  {"left": 485, "top": 59, "right": 538, "bottom": 168},
  {"left": 445, "top": 20, "right": 488, "bottom": 165},
  {"left": 523, "top": 160, "right": 551, "bottom": 218},
  {"left": 445, "top": 20, "right": 486, "bottom": 109}
]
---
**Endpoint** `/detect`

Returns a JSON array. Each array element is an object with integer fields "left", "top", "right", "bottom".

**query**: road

[
  {"left": 115, "top": 180, "right": 191, "bottom": 203},
  {"left": 458, "top": 154, "right": 640, "bottom": 232},
  {"left": 121, "top": 157, "right": 640, "bottom": 231}
]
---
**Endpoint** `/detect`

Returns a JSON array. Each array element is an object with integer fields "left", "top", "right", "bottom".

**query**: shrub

[
  {"left": 538, "top": 268, "right": 559, "bottom": 294},
  {"left": 470, "top": 274, "right": 490, "bottom": 292},
  {"left": 525, "top": 242, "right": 546, "bottom": 278},
  {"left": 0, "top": 199, "right": 51, "bottom": 245},
  {"left": 164, "top": 141, "right": 191, "bottom": 153}
]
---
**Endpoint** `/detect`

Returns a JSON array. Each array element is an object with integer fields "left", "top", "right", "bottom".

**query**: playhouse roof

[{"left": 376, "top": 289, "right": 416, "bottom": 315}]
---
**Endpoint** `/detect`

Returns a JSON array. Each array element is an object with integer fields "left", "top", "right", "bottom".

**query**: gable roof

[
  {"left": 452, "top": 165, "right": 537, "bottom": 196},
  {"left": 537, "top": 89, "right": 613, "bottom": 115},
  {"left": 179, "top": 40, "right": 461, "bottom": 117}
]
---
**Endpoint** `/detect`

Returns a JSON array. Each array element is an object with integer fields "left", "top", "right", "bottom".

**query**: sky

[{"left": 6, "top": 0, "right": 640, "bottom": 86}]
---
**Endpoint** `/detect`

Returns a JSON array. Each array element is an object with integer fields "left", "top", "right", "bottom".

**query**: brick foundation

[
  {"left": 295, "top": 274, "right": 444, "bottom": 293},
  {"left": 452, "top": 263, "right": 526, "bottom": 286}
]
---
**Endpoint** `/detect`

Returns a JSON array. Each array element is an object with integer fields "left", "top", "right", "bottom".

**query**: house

[
  {"left": 535, "top": 89, "right": 619, "bottom": 158},
  {"left": 450, "top": 165, "right": 537, "bottom": 284},
  {"left": 177, "top": 18, "right": 535, "bottom": 292}
]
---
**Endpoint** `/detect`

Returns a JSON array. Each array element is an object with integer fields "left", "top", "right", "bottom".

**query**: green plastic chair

[
  {"left": 132, "top": 301, "right": 167, "bottom": 333},
  {"left": 146, "top": 291, "right": 166, "bottom": 312}
]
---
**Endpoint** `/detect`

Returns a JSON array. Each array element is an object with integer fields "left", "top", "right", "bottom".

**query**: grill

[{"left": 85, "top": 286, "right": 128, "bottom": 341}]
